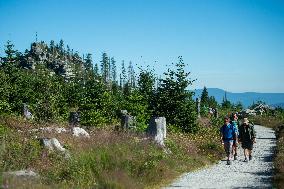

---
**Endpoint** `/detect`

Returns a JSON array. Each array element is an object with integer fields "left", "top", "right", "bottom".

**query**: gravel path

[{"left": 164, "top": 125, "right": 276, "bottom": 189}]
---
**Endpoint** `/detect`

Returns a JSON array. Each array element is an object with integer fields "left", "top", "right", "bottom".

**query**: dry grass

[
  {"left": 274, "top": 124, "right": 284, "bottom": 189},
  {"left": 251, "top": 115, "right": 284, "bottom": 188},
  {"left": 0, "top": 115, "right": 224, "bottom": 189}
]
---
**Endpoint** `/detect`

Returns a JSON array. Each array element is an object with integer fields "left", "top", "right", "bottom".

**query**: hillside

[{"left": 193, "top": 88, "right": 284, "bottom": 108}]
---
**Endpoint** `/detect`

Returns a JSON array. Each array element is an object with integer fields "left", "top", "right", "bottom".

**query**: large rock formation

[
  {"left": 241, "top": 103, "right": 275, "bottom": 117},
  {"left": 19, "top": 41, "right": 85, "bottom": 81}
]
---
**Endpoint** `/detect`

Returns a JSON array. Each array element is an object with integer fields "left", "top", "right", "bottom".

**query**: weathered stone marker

[
  {"left": 196, "top": 98, "right": 201, "bottom": 118},
  {"left": 69, "top": 112, "right": 80, "bottom": 127},
  {"left": 147, "top": 117, "right": 166, "bottom": 146},
  {"left": 23, "top": 103, "right": 32, "bottom": 120},
  {"left": 120, "top": 110, "right": 136, "bottom": 130},
  {"left": 214, "top": 108, "right": 219, "bottom": 118},
  {"left": 39, "top": 138, "right": 70, "bottom": 158}
]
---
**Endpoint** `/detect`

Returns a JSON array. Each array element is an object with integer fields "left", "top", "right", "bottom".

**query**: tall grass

[
  {"left": 251, "top": 115, "right": 284, "bottom": 189},
  {"left": 0, "top": 115, "right": 224, "bottom": 189}
]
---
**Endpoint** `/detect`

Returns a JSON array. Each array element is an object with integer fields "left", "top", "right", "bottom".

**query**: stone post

[
  {"left": 196, "top": 98, "right": 201, "bottom": 118},
  {"left": 147, "top": 117, "right": 166, "bottom": 146},
  {"left": 23, "top": 103, "right": 32, "bottom": 120},
  {"left": 69, "top": 112, "right": 80, "bottom": 127},
  {"left": 120, "top": 110, "right": 136, "bottom": 130},
  {"left": 214, "top": 108, "right": 219, "bottom": 118}
]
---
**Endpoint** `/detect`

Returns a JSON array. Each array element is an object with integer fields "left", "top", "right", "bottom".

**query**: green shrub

[{"left": 1, "top": 131, "right": 42, "bottom": 171}]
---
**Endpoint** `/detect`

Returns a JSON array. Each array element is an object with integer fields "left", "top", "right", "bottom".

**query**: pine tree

[
  {"left": 222, "top": 91, "right": 232, "bottom": 109},
  {"left": 119, "top": 73, "right": 123, "bottom": 88},
  {"left": 208, "top": 96, "right": 218, "bottom": 108},
  {"left": 138, "top": 68, "right": 155, "bottom": 103},
  {"left": 66, "top": 45, "right": 71, "bottom": 56},
  {"left": 84, "top": 53, "right": 93, "bottom": 71},
  {"left": 50, "top": 40, "right": 55, "bottom": 54},
  {"left": 121, "top": 60, "right": 127, "bottom": 87},
  {"left": 200, "top": 86, "right": 209, "bottom": 107},
  {"left": 59, "top": 39, "right": 64, "bottom": 53},
  {"left": 154, "top": 56, "right": 197, "bottom": 133},
  {"left": 110, "top": 57, "right": 117, "bottom": 82},
  {"left": 4, "top": 40, "right": 17, "bottom": 63},
  {"left": 2, "top": 40, "right": 18, "bottom": 68},
  {"left": 100, "top": 52, "right": 109, "bottom": 84},
  {"left": 94, "top": 63, "right": 99, "bottom": 76},
  {"left": 128, "top": 61, "right": 136, "bottom": 89}
]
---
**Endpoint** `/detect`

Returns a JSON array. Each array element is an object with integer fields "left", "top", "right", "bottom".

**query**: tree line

[{"left": 0, "top": 40, "right": 198, "bottom": 132}]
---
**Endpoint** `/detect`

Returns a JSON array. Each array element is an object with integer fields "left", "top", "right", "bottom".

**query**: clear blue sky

[{"left": 1, "top": 0, "right": 284, "bottom": 92}]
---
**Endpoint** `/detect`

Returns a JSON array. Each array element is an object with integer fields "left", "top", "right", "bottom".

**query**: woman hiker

[{"left": 231, "top": 113, "right": 239, "bottom": 160}]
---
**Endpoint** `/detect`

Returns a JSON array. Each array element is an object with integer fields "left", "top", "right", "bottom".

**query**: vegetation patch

[
  {"left": 251, "top": 112, "right": 284, "bottom": 189},
  {"left": 0, "top": 115, "right": 224, "bottom": 188}
]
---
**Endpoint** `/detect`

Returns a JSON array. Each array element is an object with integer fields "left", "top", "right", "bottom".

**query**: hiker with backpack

[
  {"left": 238, "top": 117, "right": 256, "bottom": 162},
  {"left": 220, "top": 116, "right": 238, "bottom": 165},
  {"left": 231, "top": 113, "right": 239, "bottom": 160}
]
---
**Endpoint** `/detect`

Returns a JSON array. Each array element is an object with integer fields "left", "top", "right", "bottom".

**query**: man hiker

[
  {"left": 238, "top": 117, "right": 256, "bottom": 162},
  {"left": 231, "top": 113, "right": 239, "bottom": 160},
  {"left": 220, "top": 117, "right": 238, "bottom": 165}
]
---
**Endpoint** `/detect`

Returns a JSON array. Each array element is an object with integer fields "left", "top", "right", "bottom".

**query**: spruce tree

[
  {"left": 121, "top": 60, "right": 127, "bottom": 87},
  {"left": 84, "top": 53, "right": 93, "bottom": 71},
  {"left": 128, "top": 61, "right": 136, "bottom": 89},
  {"left": 110, "top": 57, "right": 117, "bottom": 82},
  {"left": 59, "top": 39, "right": 64, "bottom": 53},
  {"left": 49, "top": 40, "right": 55, "bottom": 55},
  {"left": 222, "top": 92, "right": 232, "bottom": 109},
  {"left": 155, "top": 56, "right": 197, "bottom": 133},
  {"left": 208, "top": 96, "right": 218, "bottom": 108},
  {"left": 138, "top": 68, "right": 155, "bottom": 106},
  {"left": 4, "top": 40, "right": 18, "bottom": 64},
  {"left": 100, "top": 52, "right": 109, "bottom": 84},
  {"left": 94, "top": 63, "right": 99, "bottom": 76},
  {"left": 200, "top": 86, "right": 209, "bottom": 107}
]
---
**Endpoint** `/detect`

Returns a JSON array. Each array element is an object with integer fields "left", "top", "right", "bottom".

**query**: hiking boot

[
  {"left": 234, "top": 154, "right": 238, "bottom": 160},
  {"left": 227, "top": 160, "right": 232, "bottom": 165},
  {"left": 249, "top": 155, "right": 252, "bottom": 161},
  {"left": 244, "top": 158, "right": 248, "bottom": 162}
]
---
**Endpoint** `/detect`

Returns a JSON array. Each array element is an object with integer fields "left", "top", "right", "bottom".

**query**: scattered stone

[
  {"left": 40, "top": 138, "right": 70, "bottom": 158},
  {"left": 30, "top": 127, "right": 67, "bottom": 134},
  {"left": 3, "top": 170, "right": 39, "bottom": 178},
  {"left": 41, "top": 138, "right": 66, "bottom": 152},
  {"left": 54, "top": 127, "right": 68, "bottom": 133},
  {"left": 72, "top": 127, "right": 90, "bottom": 138}
]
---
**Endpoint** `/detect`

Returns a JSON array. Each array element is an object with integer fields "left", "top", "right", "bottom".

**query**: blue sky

[{"left": 0, "top": 0, "right": 284, "bottom": 92}]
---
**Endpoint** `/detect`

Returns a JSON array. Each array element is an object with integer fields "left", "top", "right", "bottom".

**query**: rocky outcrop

[
  {"left": 241, "top": 104, "right": 275, "bottom": 116},
  {"left": 19, "top": 41, "right": 85, "bottom": 81}
]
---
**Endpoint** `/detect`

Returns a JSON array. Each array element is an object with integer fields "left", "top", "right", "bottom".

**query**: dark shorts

[{"left": 242, "top": 141, "right": 253, "bottom": 150}]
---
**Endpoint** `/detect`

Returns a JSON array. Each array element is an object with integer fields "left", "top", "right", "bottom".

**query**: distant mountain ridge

[{"left": 193, "top": 88, "right": 284, "bottom": 108}]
